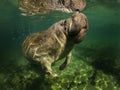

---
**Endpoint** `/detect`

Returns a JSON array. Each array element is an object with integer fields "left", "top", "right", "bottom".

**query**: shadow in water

[
  {"left": 75, "top": 45, "right": 120, "bottom": 85},
  {"left": 86, "top": 0, "right": 120, "bottom": 10}
]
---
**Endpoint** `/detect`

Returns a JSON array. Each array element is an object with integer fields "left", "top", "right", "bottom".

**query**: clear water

[{"left": 0, "top": 0, "right": 120, "bottom": 90}]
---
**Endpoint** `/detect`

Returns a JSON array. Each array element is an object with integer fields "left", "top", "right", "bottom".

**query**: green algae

[{"left": 0, "top": 47, "right": 120, "bottom": 90}]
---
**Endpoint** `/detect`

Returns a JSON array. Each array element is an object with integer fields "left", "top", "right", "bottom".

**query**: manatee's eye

[
  {"left": 60, "top": 20, "right": 67, "bottom": 30},
  {"left": 61, "top": 20, "right": 66, "bottom": 26},
  {"left": 64, "top": 20, "right": 67, "bottom": 25},
  {"left": 64, "top": 20, "right": 67, "bottom": 30}
]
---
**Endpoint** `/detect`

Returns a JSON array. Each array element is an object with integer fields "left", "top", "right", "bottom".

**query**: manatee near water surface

[{"left": 22, "top": 13, "right": 88, "bottom": 77}]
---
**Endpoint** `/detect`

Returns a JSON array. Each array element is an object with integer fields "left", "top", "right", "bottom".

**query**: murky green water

[{"left": 0, "top": 0, "right": 120, "bottom": 90}]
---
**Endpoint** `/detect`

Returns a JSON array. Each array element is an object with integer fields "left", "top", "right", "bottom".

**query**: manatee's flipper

[
  {"left": 40, "top": 58, "right": 58, "bottom": 77},
  {"left": 59, "top": 51, "right": 72, "bottom": 70}
]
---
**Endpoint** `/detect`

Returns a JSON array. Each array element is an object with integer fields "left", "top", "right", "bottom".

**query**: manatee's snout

[
  {"left": 66, "top": 13, "right": 88, "bottom": 43},
  {"left": 68, "top": 13, "right": 88, "bottom": 34},
  {"left": 74, "top": 9, "right": 81, "bottom": 12},
  {"left": 70, "top": 0, "right": 86, "bottom": 12},
  {"left": 71, "top": 13, "right": 88, "bottom": 29}
]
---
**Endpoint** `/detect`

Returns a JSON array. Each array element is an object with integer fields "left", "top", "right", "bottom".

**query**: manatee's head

[
  {"left": 62, "top": 13, "right": 88, "bottom": 43},
  {"left": 63, "top": 0, "right": 86, "bottom": 12}
]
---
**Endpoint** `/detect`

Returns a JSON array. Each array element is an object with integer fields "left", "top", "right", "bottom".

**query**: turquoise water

[{"left": 0, "top": 0, "right": 120, "bottom": 90}]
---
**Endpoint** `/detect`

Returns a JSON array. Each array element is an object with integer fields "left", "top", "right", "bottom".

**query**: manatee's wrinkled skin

[
  {"left": 22, "top": 13, "right": 88, "bottom": 77},
  {"left": 19, "top": 0, "right": 86, "bottom": 15}
]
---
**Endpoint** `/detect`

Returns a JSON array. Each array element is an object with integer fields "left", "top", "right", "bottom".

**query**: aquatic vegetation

[{"left": 0, "top": 46, "right": 120, "bottom": 90}]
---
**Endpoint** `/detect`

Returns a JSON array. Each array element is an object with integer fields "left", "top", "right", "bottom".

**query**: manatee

[
  {"left": 19, "top": 0, "right": 86, "bottom": 15},
  {"left": 22, "top": 13, "right": 88, "bottom": 77}
]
